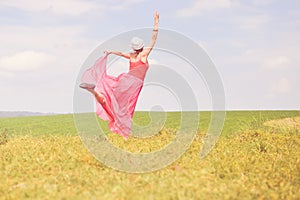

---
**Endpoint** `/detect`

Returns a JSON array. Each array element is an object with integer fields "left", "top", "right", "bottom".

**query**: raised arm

[
  {"left": 105, "top": 51, "right": 130, "bottom": 59},
  {"left": 144, "top": 11, "right": 159, "bottom": 57}
]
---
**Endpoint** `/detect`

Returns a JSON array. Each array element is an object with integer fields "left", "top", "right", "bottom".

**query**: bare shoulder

[
  {"left": 129, "top": 52, "right": 136, "bottom": 60},
  {"left": 140, "top": 51, "right": 149, "bottom": 63}
]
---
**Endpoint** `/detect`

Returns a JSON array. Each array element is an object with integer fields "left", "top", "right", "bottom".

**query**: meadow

[{"left": 0, "top": 111, "right": 299, "bottom": 199}]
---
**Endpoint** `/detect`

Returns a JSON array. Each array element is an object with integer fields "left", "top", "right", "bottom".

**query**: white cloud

[
  {"left": 0, "top": 51, "right": 55, "bottom": 72},
  {"left": 109, "top": 0, "right": 148, "bottom": 11},
  {"left": 0, "top": 71, "right": 14, "bottom": 78},
  {"left": 238, "top": 14, "right": 270, "bottom": 30},
  {"left": 271, "top": 77, "right": 291, "bottom": 94},
  {"left": 177, "top": 0, "right": 236, "bottom": 17},
  {"left": 0, "top": 0, "right": 299, "bottom": 112},
  {"left": 252, "top": 0, "right": 274, "bottom": 6},
  {"left": 0, "top": 25, "right": 94, "bottom": 56},
  {"left": 262, "top": 56, "right": 290, "bottom": 70},
  {"left": 0, "top": 25, "right": 97, "bottom": 77},
  {"left": 0, "top": 0, "right": 102, "bottom": 16},
  {"left": 0, "top": 0, "right": 147, "bottom": 17}
]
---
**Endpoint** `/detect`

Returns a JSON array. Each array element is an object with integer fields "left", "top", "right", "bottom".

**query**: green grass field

[{"left": 0, "top": 111, "right": 299, "bottom": 199}]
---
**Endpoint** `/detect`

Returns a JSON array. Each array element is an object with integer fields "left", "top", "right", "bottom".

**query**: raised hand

[{"left": 154, "top": 11, "right": 159, "bottom": 24}]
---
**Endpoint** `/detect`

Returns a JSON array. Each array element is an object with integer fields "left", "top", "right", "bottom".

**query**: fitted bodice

[{"left": 128, "top": 60, "right": 149, "bottom": 81}]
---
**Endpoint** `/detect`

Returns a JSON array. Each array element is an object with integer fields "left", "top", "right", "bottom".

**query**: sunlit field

[{"left": 1, "top": 111, "right": 299, "bottom": 199}]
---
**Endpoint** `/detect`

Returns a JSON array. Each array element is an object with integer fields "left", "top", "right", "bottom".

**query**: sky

[{"left": 0, "top": 0, "right": 299, "bottom": 113}]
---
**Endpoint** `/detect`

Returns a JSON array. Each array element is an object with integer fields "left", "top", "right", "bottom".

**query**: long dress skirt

[{"left": 81, "top": 54, "right": 146, "bottom": 139}]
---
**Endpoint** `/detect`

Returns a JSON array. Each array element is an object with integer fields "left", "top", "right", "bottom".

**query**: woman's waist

[
  {"left": 127, "top": 69, "right": 147, "bottom": 81},
  {"left": 129, "top": 63, "right": 149, "bottom": 71}
]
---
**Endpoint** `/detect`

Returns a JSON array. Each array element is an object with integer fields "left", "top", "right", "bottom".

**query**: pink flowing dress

[{"left": 81, "top": 54, "right": 149, "bottom": 139}]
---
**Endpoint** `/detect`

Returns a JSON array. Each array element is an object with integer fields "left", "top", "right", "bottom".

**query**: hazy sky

[{"left": 0, "top": 0, "right": 299, "bottom": 113}]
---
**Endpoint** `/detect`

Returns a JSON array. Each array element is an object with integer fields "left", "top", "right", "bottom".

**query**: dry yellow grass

[
  {"left": 1, "top": 111, "right": 300, "bottom": 199},
  {"left": 264, "top": 116, "right": 300, "bottom": 130},
  {"left": 1, "top": 128, "right": 300, "bottom": 199}
]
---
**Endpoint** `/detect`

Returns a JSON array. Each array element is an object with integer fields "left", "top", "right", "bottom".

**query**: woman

[{"left": 80, "top": 11, "right": 159, "bottom": 139}]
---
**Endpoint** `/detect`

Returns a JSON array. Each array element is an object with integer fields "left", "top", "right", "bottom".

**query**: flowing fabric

[{"left": 81, "top": 54, "right": 149, "bottom": 139}]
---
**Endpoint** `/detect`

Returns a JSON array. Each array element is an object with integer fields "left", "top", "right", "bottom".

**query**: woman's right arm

[{"left": 144, "top": 11, "right": 159, "bottom": 57}]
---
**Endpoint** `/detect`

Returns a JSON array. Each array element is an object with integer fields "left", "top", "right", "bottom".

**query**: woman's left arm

[{"left": 105, "top": 51, "right": 130, "bottom": 59}]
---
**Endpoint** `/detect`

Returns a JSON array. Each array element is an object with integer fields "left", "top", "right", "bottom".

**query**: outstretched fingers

[{"left": 154, "top": 11, "right": 159, "bottom": 23}]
